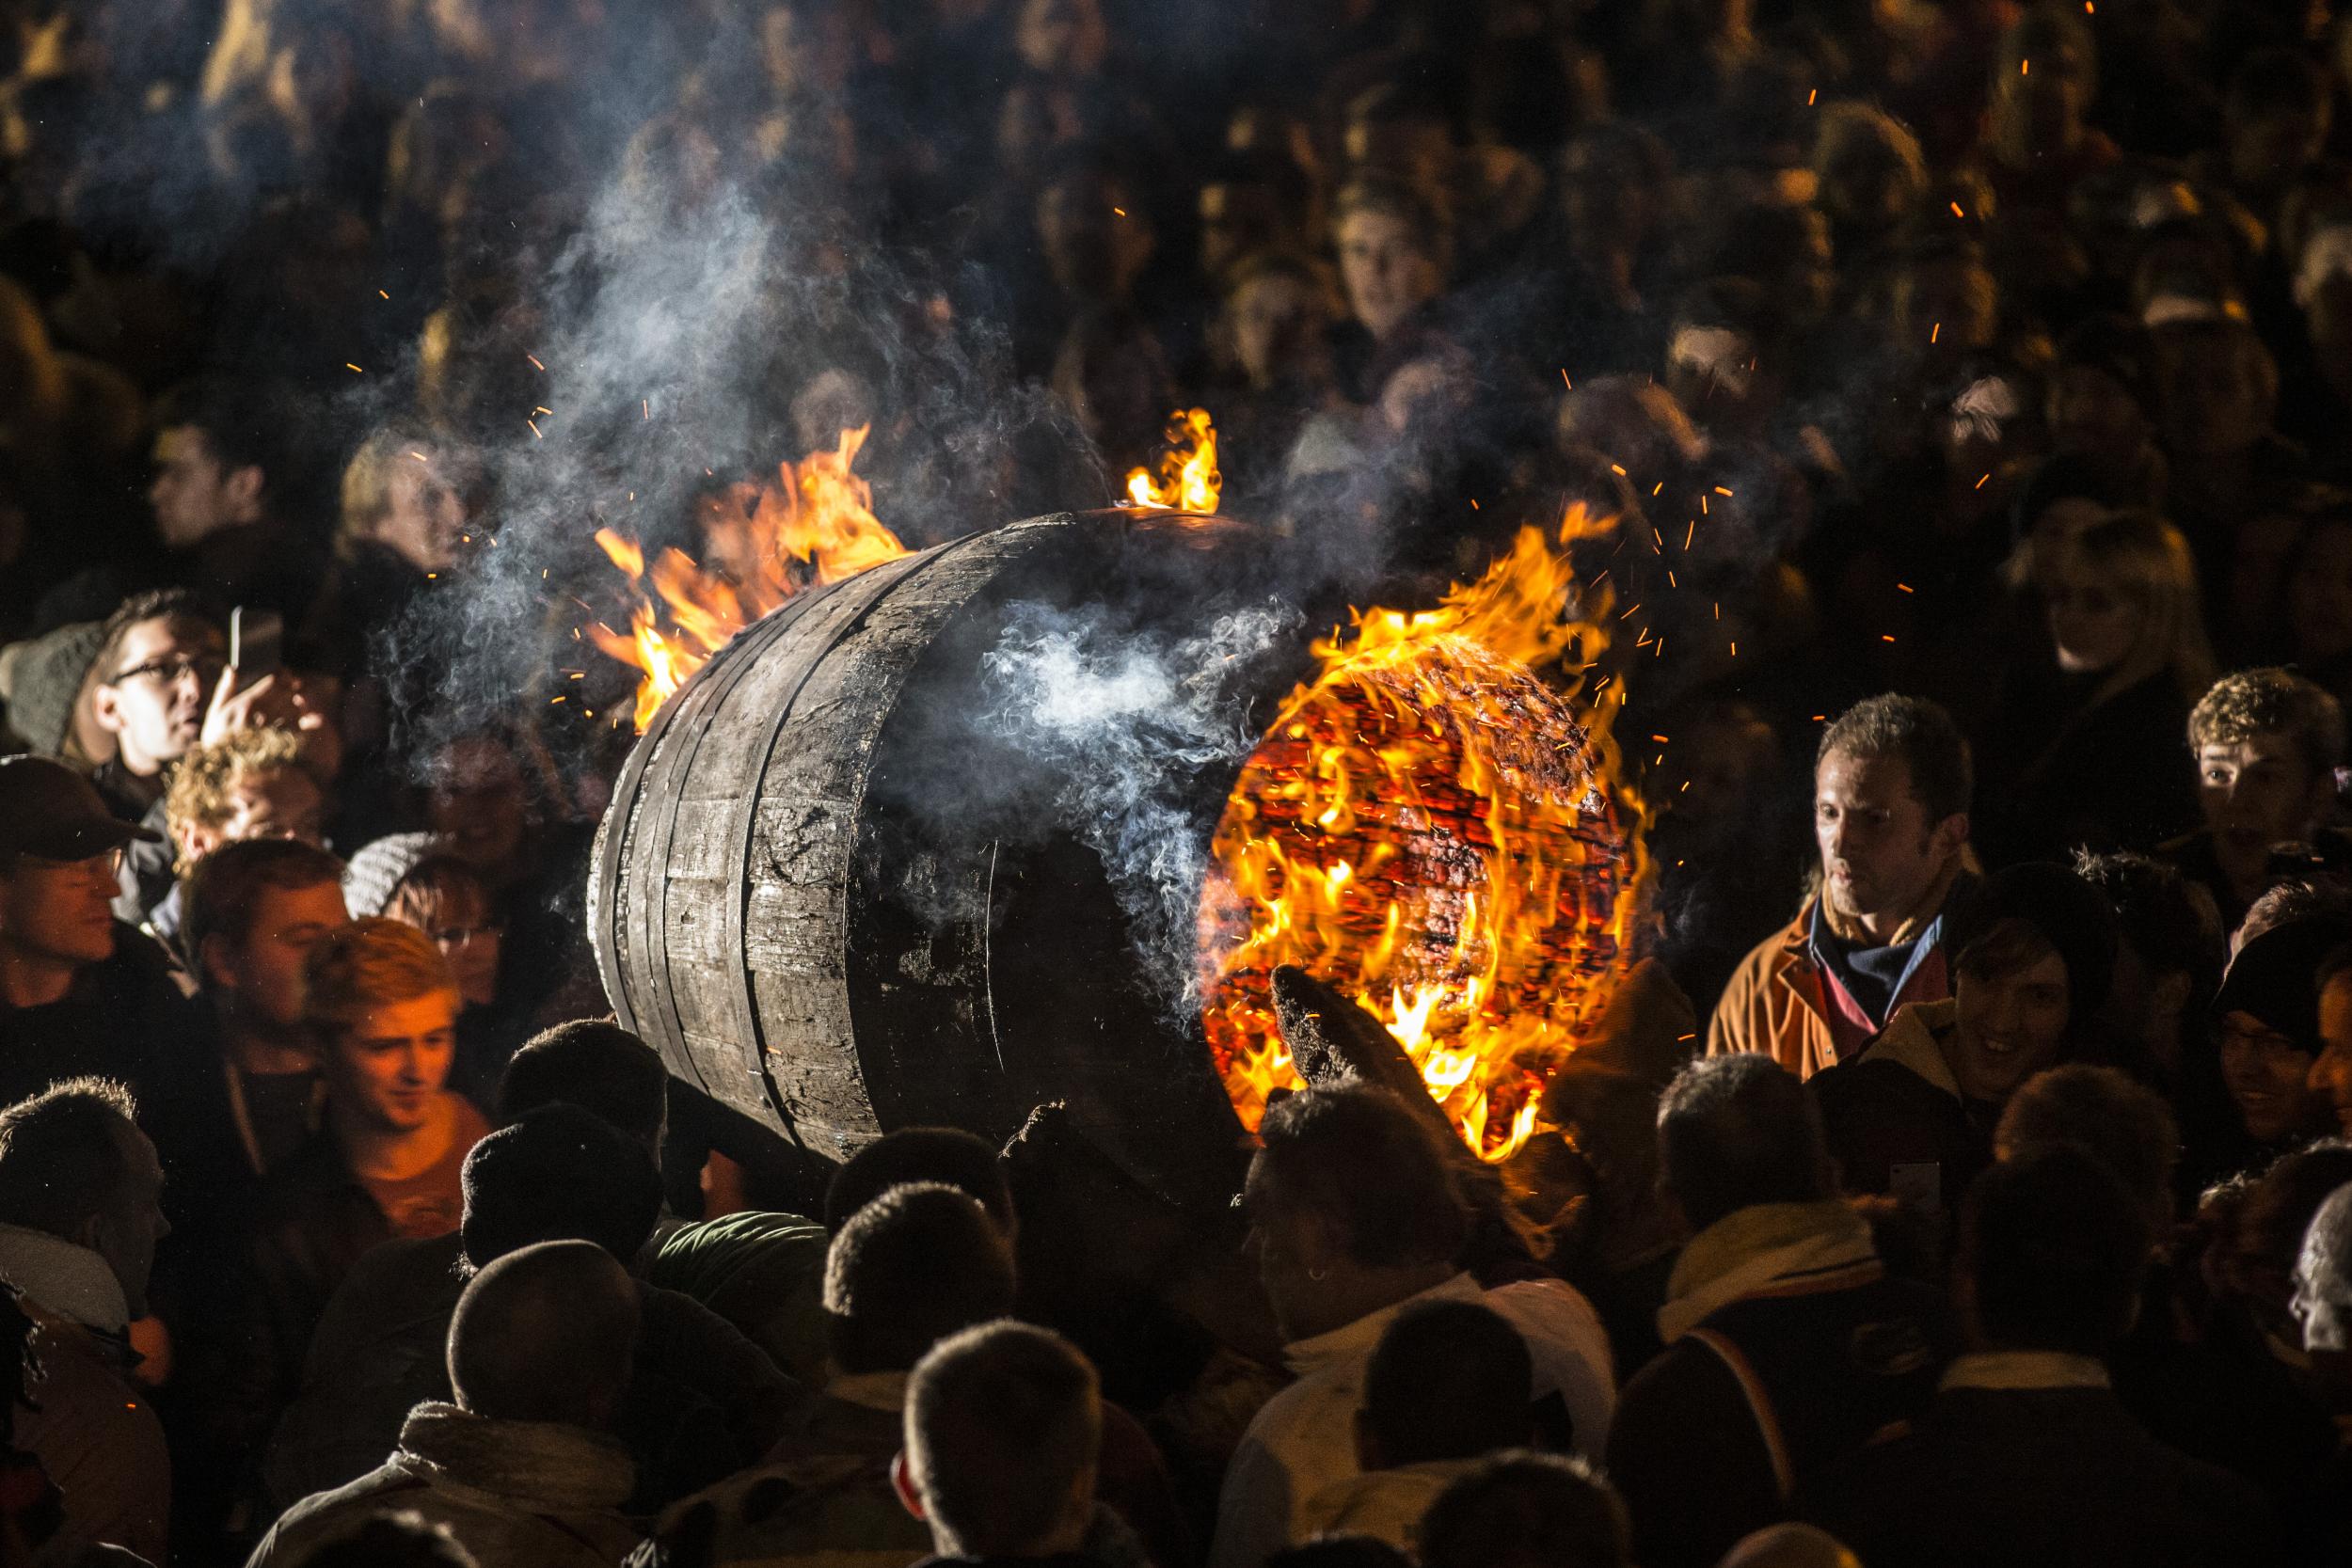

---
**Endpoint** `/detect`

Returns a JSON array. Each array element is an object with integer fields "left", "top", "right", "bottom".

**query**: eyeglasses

[
  {"left": 108, "top": 654, "right": 226, "bottom": 689},
  {"left": 427, "top": 924, "right": 503, "bottom": 950}
]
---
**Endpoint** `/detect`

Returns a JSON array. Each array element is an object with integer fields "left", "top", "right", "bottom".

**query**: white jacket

[{"left": 1209, "top": 1274, "right": 1615, "bottom": 1568}]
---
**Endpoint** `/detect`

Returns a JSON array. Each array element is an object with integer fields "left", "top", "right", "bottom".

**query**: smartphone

[{"left": 230, "top": 608, "right": 283, "bottom": 689}]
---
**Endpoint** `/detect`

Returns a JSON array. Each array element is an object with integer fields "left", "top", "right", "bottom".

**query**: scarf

[
  {"left": 393, "top": 1402, "right": 636, "bottom": 1512},
  {"left": 1658, "top": 1201, "right": 1881, "bottom": 1344},
  {"left": 0, "top": 1224, "right": 128, "bottom": 1333}
]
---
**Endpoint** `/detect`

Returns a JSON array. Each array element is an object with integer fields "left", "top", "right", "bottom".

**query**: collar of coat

[
  {"left": 1847, "top": 998, "right": 1963, "bottom": 1101},
  {"left": 1658, "top": 1200, "right": 1882, "bottom": 1344},
  {"left": 0, "top": 1223, "right": 128, "bottom": 1333},
  {"left": 393, "top": 1402, "right": 636, "bottom": 1512}
]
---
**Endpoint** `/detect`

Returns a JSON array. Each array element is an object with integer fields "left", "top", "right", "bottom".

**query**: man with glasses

[
  {"left": 0, "top": 756, "right": 191, "bottom": 1108},
  {"left": 89, "top": 590, "right": 229, "bottom": 823},
  {"left": 89, "top": 590, "right": 229, "bottom": 926},
  {"left": 87, "top": 590, "right": 321, "bottom": 927}
]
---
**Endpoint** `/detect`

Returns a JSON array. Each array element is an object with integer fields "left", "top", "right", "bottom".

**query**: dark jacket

[
  {"left": 1981, "top": 669, "right": 2199, "bottom": 866},
  {"left": 1801, "top": 1377, "right": 2282, "bottom": 1567},
  {"left": 1810, "top": 1000, "right": 1991, "bottom": 1214},
  {"left": 108, "top": 797, "right": 173, "bottom": 929},
  {"left": 262, "top": 1230, "right": 803, "bottom": 1515},
  {"left": 144, "top": 1005, "right": 319, "bottom": 1242},
  {"left": 0, "top": 923, "right": 189, "bottom": 1109},
  {"left": 2158, "top": 825, "right": 2352, "bottom": 935},
  {"left": 1605, "top": 1202, "right": 1956, "bottom": 1568},
  {"left": 165, "top": 1116, "right": 480, "bottom": 1550},
  {"left": 638, "top": 1374, "right": 1190, "bottom": 1568}
]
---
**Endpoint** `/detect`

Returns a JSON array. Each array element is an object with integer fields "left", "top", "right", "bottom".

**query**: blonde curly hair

[{"left": 165, "top": 726, "right": 309, "bottom": 875}]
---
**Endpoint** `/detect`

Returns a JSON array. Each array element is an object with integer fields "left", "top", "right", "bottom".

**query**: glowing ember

[
  {"left": 1197, "top": 509, "right": 1645, "bottom": 1162},
  {"left": 591, "top": 427, "right": 910, "bottom": 730},
  {"left": 1124, "top": 408, "right": 1222, "bottom": 513}
]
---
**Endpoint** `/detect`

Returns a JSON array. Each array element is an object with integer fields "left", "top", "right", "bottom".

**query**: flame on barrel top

[
  {"left": 1124, "top": 408, "right": 1221, "bottom": 513},
  {"left": 591, "top": 426, "right": 911, "bottom": 730},
  {"left": 1197, "top": 506, "right": 1646, "bottom": 1163}
]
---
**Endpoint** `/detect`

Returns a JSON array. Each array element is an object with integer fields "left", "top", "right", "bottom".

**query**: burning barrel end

[{"left": 588, "top": 509, "right": 1303, "bottom": 1212}]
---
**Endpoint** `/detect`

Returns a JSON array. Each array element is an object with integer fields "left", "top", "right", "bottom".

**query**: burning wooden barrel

[{"left": 587, "top": 509, "right": 1296, "bottom": 1207}]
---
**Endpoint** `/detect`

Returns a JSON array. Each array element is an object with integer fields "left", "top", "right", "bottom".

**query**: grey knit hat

[
  {"left": 0, "top": 620, "right": 109, "bottom": 758},
  {"left": 342, "top": 832, "right": 453, "bottom": 919}
]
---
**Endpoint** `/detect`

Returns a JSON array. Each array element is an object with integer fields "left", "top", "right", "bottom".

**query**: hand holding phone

[{"left": 230, "top": 608, "right": 283, "bottom": 690}]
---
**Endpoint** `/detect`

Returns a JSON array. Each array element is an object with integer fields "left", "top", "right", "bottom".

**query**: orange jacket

[{"left": 1705, "top": 899, "right": 1953, "bottom": 1081}]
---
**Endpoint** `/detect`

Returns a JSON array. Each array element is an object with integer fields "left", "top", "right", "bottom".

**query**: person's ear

[
  {"left": 199, "top": 932, "right": 236, "bottom": 993},
  {"left": 1932, "top": 812, "right": 1971, "bottom": 863},
  {"left": 223, "top": 465, "right": 265, "bottom": 518},
  {"left": 92, "top": 681, "right": 126, "bottom": 736},
  {"left": 890, "top": 1449, "right": 926, "bottom": 1522}
]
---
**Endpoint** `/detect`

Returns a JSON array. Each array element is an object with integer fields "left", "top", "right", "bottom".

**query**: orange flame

[
  {"left": 1197, "top": 506, "right": 1646, "bottom": 1162},
  {"left": 591, "top": 427, "right": 910, "bottom": 730},
  {"left": 1124, "top": 408, "right": 1222, "bottom": 513}
]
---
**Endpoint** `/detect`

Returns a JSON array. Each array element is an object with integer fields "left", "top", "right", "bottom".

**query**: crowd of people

[{"left": 7, "top": 0, "right": 2352, "bottom": 1565}]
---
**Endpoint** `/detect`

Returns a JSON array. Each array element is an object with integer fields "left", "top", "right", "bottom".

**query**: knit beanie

[
  {"left": 1947, "top": 862, "right": 2122, "bottom": 1021},
  {"left": 2213, "top": 915, "right": 2352, "bottom": 1053},
  {"left": 341, "top": 832, "right": 448, "bottom": 919},
  {"left": 0, "top": 620, "right": 108, "bottom": 758}
]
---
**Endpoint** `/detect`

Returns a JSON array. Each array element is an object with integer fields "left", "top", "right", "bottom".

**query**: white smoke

[{"left": 979, "top": 597, "right": 1301, "bottom": 1005}]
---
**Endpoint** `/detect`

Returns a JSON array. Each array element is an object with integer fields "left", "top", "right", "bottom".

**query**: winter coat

[
  {"left": 1810, "top": 999, "right": 1992, "bottom": 1212},
  {"left": 0, "top": 923, "right": 189, "bottom": 1109},
  {"left": 1707, "top": 896, "right": 1957, "bottom": 1081},
  {"left": 246, "top": 1402, "right": 642, "bottom": 1568},
  {"left": 262, "top": 1230, "right": 803, "bottom": 1515},
  {"left": 1604, "top": 1200, "right": 1955, "bottom": 1568},
  {"left": 1209, "top": 1273, "right": 1616, "bottom": 1568},
  {"left": 1295, "top": 1459, "right": 1486, "bottom": 1555},
  {"left": 634, "top": 1372, "right": 1189, "bottom": 1568},
  {"left": 0, "top": 1227, "right": 170, "bottom": 1567},
  {"left": 1800, "top": 1354, "right": 2282, "bottom": 1568}
]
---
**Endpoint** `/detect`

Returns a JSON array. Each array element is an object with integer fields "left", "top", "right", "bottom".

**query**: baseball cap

[
  {"left": 2213, "top": 915, "right": 2352, "bottom": 1054},
  {"left": 0, "top": 756, "right": 161, "bottom": 862}
]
